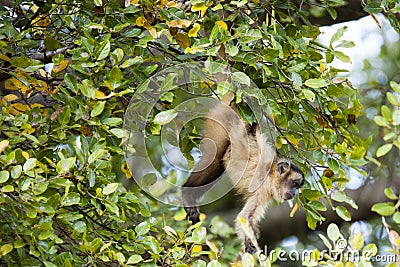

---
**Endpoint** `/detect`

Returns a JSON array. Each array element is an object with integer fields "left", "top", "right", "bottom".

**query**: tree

[{"left": 0, "top": 0, "right": 399, "bottom": 266}]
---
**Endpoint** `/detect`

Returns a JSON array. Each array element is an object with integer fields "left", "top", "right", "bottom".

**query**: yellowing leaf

[
  {"left": 173, "top": 209, "right": 187, "bottom": 221},
  {"left": 32, "top": 15, "right": 50, "bottom": 27},
  {"left": 4, "top": 77, "right": 28, "bottom": 92},
  {"left": 0, "top": 54, "right": 10, "bottom": 62},
  {"left": 174, "top": 32, "right": 189, "bottom": 48},
  {"left": 94, "top": 90, "right": 106, "bottom": 99},
  {"left": 0, "top": 140, "right": 9, "bottom": 154},
  {"left": 206, "top": 239, "right": 219, "bottom": 254},
  {"left": 216, "top": 20, "right": 228, "bottom": 30},
  {"left": 290, "top": 202, "right": 299, "bottom": 217},
  {"left": 136, "top": 16, "right": 152, "bottom": 30},
  {"left": 8, "top": 103, "right": 31, "bottom": 115},
  {"left": 349, "top": 233, "right": 364, "bottom": 250},
  {"left": 191, "top": 3, "right": 209, "bottom": 17},
  {"left": 166, "top": 19, "right": 191, "bottom": 28},
  {"left": 53, "top": 60, "right": 69, "bottom": 73},
  {"left": 3, "top": 94, "right": 19, "bottom": 102},
  {"left": 188, "top": 23, "right": 201, "bottom": 37},
  {"left": 192, "top": 244, "right": 202, "bottom": 253},
  {"left": 21, "top": 151, "right": 30, "bottom": 160}
]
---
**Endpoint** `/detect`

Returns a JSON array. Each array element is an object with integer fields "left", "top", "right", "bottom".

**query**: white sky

[{"left": 318, "top": 14, "right": 399, "bottom": 87}]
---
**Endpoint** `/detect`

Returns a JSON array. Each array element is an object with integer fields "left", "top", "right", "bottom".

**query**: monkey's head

[{"left": 271, "top": 159, "right": 304, "bottom": 202}]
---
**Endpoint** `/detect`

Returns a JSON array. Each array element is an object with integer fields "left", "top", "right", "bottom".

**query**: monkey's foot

[
  {"left": 184, "top": 207, "right": 200, "bottom": 224},
  {"left": 244, "top": 238, "right": 257, "bottom": 254}
]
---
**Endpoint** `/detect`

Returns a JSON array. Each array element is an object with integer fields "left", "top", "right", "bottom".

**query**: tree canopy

[{"left": 0, "top": 0, "right": 399, "bottom": 266}]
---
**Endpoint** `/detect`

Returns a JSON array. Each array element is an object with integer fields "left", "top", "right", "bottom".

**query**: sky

[{"left": 319, "top": 14, "right": 399, "bottom": 88}]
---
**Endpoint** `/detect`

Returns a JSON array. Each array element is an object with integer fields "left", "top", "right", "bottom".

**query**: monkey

[{"left": 181, "top": 96, "right": 304, "bottom": 254}]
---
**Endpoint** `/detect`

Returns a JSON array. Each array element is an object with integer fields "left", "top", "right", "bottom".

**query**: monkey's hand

[
  {"left": 184, "top": 207, "right": 200, "bottom": 224},
  {"left": 244, "top": 238, "right": 257, "bottom": 254}
]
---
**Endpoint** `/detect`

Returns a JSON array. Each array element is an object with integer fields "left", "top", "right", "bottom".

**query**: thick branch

[
  {"left": 0, "top": 0, "right": 15, "bottom": 8},
  {"left": 29, "top": 45, "right": 74, "bottom": 63}
]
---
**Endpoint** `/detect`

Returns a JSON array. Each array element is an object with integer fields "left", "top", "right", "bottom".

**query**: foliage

[{"left": 0, "top": 0, "right": 399, "bottom": 266}]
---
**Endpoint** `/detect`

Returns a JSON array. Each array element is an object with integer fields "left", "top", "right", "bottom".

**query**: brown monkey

[{"left": 182, "top": 97, "right": 304, "bottom": 254}]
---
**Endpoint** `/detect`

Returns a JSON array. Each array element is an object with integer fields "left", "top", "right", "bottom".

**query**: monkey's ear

[{"left": 277, "top": 160, "right": 290, "bottom": 175}]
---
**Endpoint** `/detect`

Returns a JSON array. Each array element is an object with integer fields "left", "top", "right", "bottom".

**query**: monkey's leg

[{"left": 235, "top": 194, "right": 268, "bottom": 254}]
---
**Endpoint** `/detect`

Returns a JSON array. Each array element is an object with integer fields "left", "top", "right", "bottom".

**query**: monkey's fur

[{"left": 182, "top": 97, "right": 304, "bottom": 254}]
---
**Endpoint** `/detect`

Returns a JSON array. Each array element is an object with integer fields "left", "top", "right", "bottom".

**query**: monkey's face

[{"left": 273, "top": 160, "right": 304, "bottom": 201}]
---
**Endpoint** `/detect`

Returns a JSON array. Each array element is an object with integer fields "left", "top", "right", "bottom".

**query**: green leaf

[
  {"left": 154, "top": 110, "right": 178, "bottom": 125},
  {"left": 103, "top": 183, "right": 119, "bottom": 195},
  {"left": 62, "top": 192, "right": 81, "bottom": 206},
  {"left": 0, "top": 244, "right": 13, "bottom": 256},
  {"left": 57, "top": 157, "right": 76, "bottom": 174},
  {"left": 96, "top": 40, "right": 110, "bottom": 61},
  {"left": 362, "top": 243, "right": 377, "bottom": 257},
  {"left": 371, "top": 202, "right": 395, "bottom": 216},
  {"left": 127, "top": 255, "right": 143, "bottom": 265},
  {"left": 110, "top": 128, "right": 126, "bottom": 138},
  {"left": 349, "top": 233, "right": 364, "bottom": 251},
  {"left": 44, "top": 261, "right": 58, "bottom": 267},
  {"left": 376, "top": 144, "right": 393, "bottom": 157},
  {"left": 39, "top": 229, "right": 54, "bottom": 240},
  {"left": 305, "top": 78, "right": 327, "bottom": 89},
  {"left": 58, "top": 106, "right": 71, "bottom": 125},
  {"left": 331, "top": 191, "right": 346, "bottom": 202},
  {"left": 381, "top": 105, "right": 392, "bottom": 120},
  {"left": 91, "top": 101, "right": 106, "bottom": 117},
  {"left": 160, "top": 73, "right": 177, "bottom": 91},
  {"left": 374, "top": 115, "right": 388, "bottom": 127},
  {"left": 207, "top": 260, "right": 222, "bottom": 267},
  {"left": 390, "top": 81, "right": 400, "bottom": 93},
  {"left": 217, "top": 80, "right": 233, "bottom": 95},
  {"left": 330, "top": 26, "right": 347, "bottom": 45},
  {"left": 111, "top": 48, "right": 124, "bottom": 65},
  {"left": 327, "top": 158, "right": 339, "bottom": 172},
  {"left": 393, "top": 211, "right": 400, "bottom": 224},
  {"left": 88, "top": 149, "right": 105, "bottom": 164},
  {"left": 232, "top": 72, "right": 251, "bottom": 86},
  {"left": 120, "top": 56, "right": 142, "bottom": 68},
  {"left": 225, "top": 44, "right": 239, "bottom": 56},
  {"left": 332, "top": 51, "right": 350, "bottom": 62},
  {"left": 302, "top": 89, "right": 315, "bottom": 101},
  {"left": 186, "top": 226, "right": 207, "bottom": 243},
  {"left": 384, "top": 187, "right": 398, "bottom": 200},
  {"left": 387, "top": 92, "right": 399, "bottom": 106},
  {"left": 44, "top": 36, "right": 61, "bottom": 51},
  {"left": 106, "top": 67, "right": 123, "bottom": 89},
  {"left": 1, "top": 185, "right": 14, "bottom": 192},
  {"left": 11, "top": 57, "right": 30, "bottom": 68},
  {"left": 135, "top": 221, "right": 150, "bottom": 236},
  {"left": 73, "top": 221, "right": 86, "bottom": 233},
  {"left": 392, "top": 109, "right": 400, "bottom": 126},
  {"left": 148, "top": 236, "right": 162, "bottom": 254},
  {"left": 241, "top": 253, "right": 254, "bottom": 267},
  {"left": 327, "top": 223, "right": 340, "bottom": 241},
  {"left": 335, "top": 206, "right": 351, "bottom": 221},
  {"left": 302, "top": 189, "right": 321, "bottom": 201},
  {"left": 364, "top": 2, "right": 382, "bottom": 13},
  {"left": 11, "top": 165, "right": 22, "bottom": 179},
  {"left": 64, "top": 73, "right": 78, "bottom": 93},
  {"left": 0, "top": 170, "right": 10, "bottom": 183},
  {"left": 23, "top": 158, "right": 36, "bottom": 172}
]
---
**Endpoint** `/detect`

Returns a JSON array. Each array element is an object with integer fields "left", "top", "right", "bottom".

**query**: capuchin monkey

[{"left": 182, "top": 96, "right": 304, "bottom": 254}]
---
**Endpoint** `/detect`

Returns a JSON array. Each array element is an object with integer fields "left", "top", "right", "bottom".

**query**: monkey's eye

[{"left": 291, "top": 180, "right": 300, "bottom": 188}]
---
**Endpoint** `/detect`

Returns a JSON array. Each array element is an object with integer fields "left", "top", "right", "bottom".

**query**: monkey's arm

[{"left": 182, "top": 103, "right": 234, "bottom": 222}]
